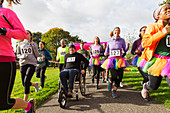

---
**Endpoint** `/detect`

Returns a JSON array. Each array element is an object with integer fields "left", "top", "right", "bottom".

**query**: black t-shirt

[{"left": 64, "top": 52, "right": 89, "bottom": 70}]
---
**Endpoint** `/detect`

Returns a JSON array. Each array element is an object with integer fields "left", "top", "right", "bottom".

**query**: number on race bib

[
  {"left": 37, "top": 57, "right": 44, "bottom": 62},
  {"left": 21, "top": 47, "right": 32, "bottom": 55},
  {"left": 110, "top": 50, "right": 121, "bottom": 57},
  {"left": 166, "top": 35, "right": 170, "bottom": 47},
  {"left": 67, "top": 57, "right": 76, "bottom": 62}
]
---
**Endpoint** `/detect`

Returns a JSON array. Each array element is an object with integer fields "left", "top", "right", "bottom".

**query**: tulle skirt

[
  {"left": 138, "top": 54, "right": 170, "bottom": 79},
  {"left": 131, "top": 55, "right": 142, "bottom": 67},
  {"left": 101, "top": 57, "right": 129, "bottom": 70},
  {"left": 89, "top": 57, "right": 103, "bottom": 66}
]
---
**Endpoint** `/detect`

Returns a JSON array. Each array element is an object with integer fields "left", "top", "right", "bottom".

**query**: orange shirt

[{"left": 141, "top": 20, "right": 166, "bottom": 61}]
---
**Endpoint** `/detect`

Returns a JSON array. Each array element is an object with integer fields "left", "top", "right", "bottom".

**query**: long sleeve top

[
  {"left": 105, "top": 36, "right": 126, "bottom": 58},
  {"left": 0, "top": 6, "right": 27, "bottom": 59},
  {"left": 89, "top": 44, "right": 104, "bottom": 57},
  {"left": 17, "top": 40, "right": 39, "bottom": 66},
  {"left": 63, "top": 52, "right": 89, "bottom": 70},
  {"left": 131, "top": 37, "right": 144, "bottom": 56}
]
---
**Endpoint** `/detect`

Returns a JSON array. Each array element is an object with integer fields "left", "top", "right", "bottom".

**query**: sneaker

[
  {"left": 34, "top": 82, "right": 39, "bottom": 92},
  {"left": 67, "top": 90, "right": 73, "bottom": 98},
  {"left": 108, "top": 82, "right": 112, "bottom": 91},
  {"left": 112, "top": 90, "right": 118, "bottom": 98},
  {"left": 120, "top": 82, "right": 123, "bottom": 88},
  {"left": 141, "top": 83, "right": 150, "bottom": 101},
  {"left": 25, "top": 98, "right": 35, "bottom": 113}
]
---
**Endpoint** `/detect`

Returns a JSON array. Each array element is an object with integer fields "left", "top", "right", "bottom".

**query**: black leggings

[
  {"left": 145, "top": 74, "right": 170, "bottom": 90},
  {"left": 20, "top": 64, "right": 35, "bottom": 94},
  {"left": 92, "top": 65, "right": 101, "bottom": 85},
  {"left": 138, "top": 67, "right": 148, "bottom": 83},
  {"left": 0, "top": 62, "right": 16, "bottom": 110},
  {"left": 110, "top": 68, "right": 123, "bottom": 87},
  {"left": 36, "top": 66, "right": 47, "bottom": 88}
]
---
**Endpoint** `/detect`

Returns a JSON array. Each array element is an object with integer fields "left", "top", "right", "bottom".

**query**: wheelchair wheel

[
  {"left": 79, "top": 74, "right": 86, "bottom": 96},
  {"left": 58, "top": 88, "right": 67, "bottom": 108}
]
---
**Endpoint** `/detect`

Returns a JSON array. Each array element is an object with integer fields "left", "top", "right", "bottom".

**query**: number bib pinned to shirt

[
  {"left": 110, "top": 50, "right": 121, "bottom": 57},
  {"left": 92, "top": 50, "right": 100, "bottom": 56},
  {"left": 21, "top": 47, "right": 33, "bottom": 55},
  {"left": 67, "top": 57, "right": 76, "bottom": 62},
  {"left": 37, "top": 57, "right": 45, "bottom": 62},
  {"left": 60, "top": 52, "right": 66, "bottom": 56},
  {"left": 166, "top": 35, "right": 170, "bottom": 47}
]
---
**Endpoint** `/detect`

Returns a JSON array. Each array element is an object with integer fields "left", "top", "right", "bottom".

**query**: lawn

[
  {"left": 123, "top": 66, "right": 170, "bottom": 109},
  {"left": 1, "top": 66, "right": 169, "bottom": 113}
]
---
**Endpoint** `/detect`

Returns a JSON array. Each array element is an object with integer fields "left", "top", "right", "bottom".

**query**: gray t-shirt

[{"left": 17, "top": 39, "right": 39, "bottom": 66}]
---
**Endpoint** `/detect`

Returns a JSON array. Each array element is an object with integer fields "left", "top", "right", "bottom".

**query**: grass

[
  {"left": 123, "top": 66, "right": 170, "bottom": 109},
  {"left": 1, "top": 66, "right": 169, "bottom": 112},
  {"left": 1, "top": 67, "right": 59, "bottom": 113}
]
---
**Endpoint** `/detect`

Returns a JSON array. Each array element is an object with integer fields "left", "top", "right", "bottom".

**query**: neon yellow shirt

[{"left": 56, "top": 46, "right": 69, "bottom": 64}]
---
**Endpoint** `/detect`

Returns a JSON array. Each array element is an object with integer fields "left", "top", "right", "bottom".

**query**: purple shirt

[
  {"left": 131, "top": 38, "right": 144, "bottom": 56},
  {"left": 105, "top": 37, "right": 126, "bottom": 57}
]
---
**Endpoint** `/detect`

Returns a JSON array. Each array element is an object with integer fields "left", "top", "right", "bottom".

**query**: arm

[
  {"left": 142, "top": 24, "right": 165, "bottom": 48},
  {"left": 99, "top": 45, "right": 104, "bottom": 56},
  {"left": 32, "top": 43, "right": 39, "bottom": 58},
  {"left": 4, "top": 9, "right": 27, "bottom": 39},
  {"left": 45, "top": 49, "right": 52, "bottom": 60},
  {"left": 56, "top": 48, "right": 60, "bottom": 61},
  {"left": 80, "top": 54, "right": 89, "bottom": 70},
  {"left": 131, "top": 40, "right": 137, "bottom": 55},
  {"left": 105, "top": 42, "right": 109, "bottom": 56}
]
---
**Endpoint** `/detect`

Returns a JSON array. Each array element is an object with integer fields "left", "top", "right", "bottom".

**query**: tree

[
  {"left": 160, "top": 0, "right": 170, "bottom": 5},
  {"left": 32, "top": 32, "right": 42, "bottom": 45},
  {"left": 41, "top": 27, "right": 83, "bottom": 61}
]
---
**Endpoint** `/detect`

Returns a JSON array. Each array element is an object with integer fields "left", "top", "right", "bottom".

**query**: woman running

[
  {"left": 17, "top": 30, "right": 39, "bottom": 102},
  {"left": 131, "top": 26, "right": 148, "bottom": 85},
  {"left": 0, "top": 0, "right": 35, "bottom": 113},
  {"left": 36, "top": 41, "right": 52, "bottom": 89},
  {"left": 101, "top": 27, "right": 129, "bottom": 98},
  {"left": 139, "top": 4, "right": 170, "bottom": 101},
  {"left": 89, "top": 36, "right": 104, "bottom": 89}
]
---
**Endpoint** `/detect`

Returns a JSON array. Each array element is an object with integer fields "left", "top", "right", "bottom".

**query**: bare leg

[
  {"left": 24, "top": 94, "right": 29, "bottom": 101},
  {"left": 11, "top": 98, "right": 28, "bottom": 109}
]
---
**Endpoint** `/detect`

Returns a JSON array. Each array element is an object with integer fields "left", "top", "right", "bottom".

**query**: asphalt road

[{"left": 37, "top": 74, "right": 170, "bottom": 113}]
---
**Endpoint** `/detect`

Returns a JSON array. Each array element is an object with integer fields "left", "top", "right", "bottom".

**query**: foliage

[
  {"left": 32, "top": 32, "right": 42, "bottom": 45},
  {"left": 160, "top": 0, "right": 170, "bottom": 5},
  {"left": 41, "top": 27, "right": 83, "bottom": 61}
]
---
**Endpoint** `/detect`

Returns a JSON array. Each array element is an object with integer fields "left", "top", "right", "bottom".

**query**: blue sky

[{"left": 6, "top": 0, "right": 164, "bottom": 49}]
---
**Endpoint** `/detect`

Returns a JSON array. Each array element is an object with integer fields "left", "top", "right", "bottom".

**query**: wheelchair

[{"left": 58, "top": 70, "right": 86, "bottom": 108}]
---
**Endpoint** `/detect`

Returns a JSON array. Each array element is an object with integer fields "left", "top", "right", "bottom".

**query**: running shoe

[
  {"left": 141, "top": 83, "right": 151, "bottom": 101},
  {"left": 120, "top": 82, "right": 123, "bottom": 88},
  {"left": 112, "top": 90, "right": 118, "bottom": 98},
  {"left": 67, "top": 90, "right": 73, "bottom": 98},
  {"left": 34, "top": 82, "right": 39, "bottom": 92},
  {"left": 107, "top": 82, "right": 112, "bottom": 91},
  {"left": 25, "top": 98, "right": 35, "bottom": 113}
]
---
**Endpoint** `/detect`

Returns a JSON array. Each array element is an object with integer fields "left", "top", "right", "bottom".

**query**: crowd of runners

[{"left": 0, "top": 0, "right": 170, "bottom": 113}]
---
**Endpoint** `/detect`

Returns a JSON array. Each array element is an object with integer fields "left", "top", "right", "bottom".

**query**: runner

[
  {"left": 36, "top": 41, "right": 52, "bottom": 89},
  {"left": 131, "top": 26, "right": 148, "bottom": 85},
  {"left": 56, "top": 39, "right": 69, "bottom": 72},
  {"left": 101, "top": 27, "right": 129, "bottom": 98},
  {"left": 139, "top": 4, "right": 170, "bottom": 101},
  {"left": 89, "top": 36, "right": 105, "bottom": 89},
  {"left": 0, "top": 0, "right": 35, "bottom": 113},
  {"left": 17, "top": 30, "right": 39, "bottom": 102}
]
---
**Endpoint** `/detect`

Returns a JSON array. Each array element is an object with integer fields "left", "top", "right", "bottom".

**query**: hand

[
  {"left": 127, "top": 43, "right": 130, "bottom": 47},
  {"left": 81, "top": 70, "right": 85, "bottom": 74},
  {"left": 42, "top": 55, "right": 45, "bottom": 59},
  {"left": 0, "top": 28, "right": 7, "bottom": 35},
  {"left": 162, "top": 24, "right": 170, "bottom": 35},
  {"left": 104, "top": 53, "right": 107, "bottom": 56},
  {"left": 135, "top": 50, "right": 140, "bottom": 53}
]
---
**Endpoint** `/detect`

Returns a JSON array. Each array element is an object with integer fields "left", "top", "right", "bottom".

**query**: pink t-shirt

[{"left": 0, "top": 6, "right": 27, "bottom": 62}]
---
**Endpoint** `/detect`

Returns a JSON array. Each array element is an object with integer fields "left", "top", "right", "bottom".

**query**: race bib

[
  {"left": 110, "top": 50, "right": 121, "bottom": 57},
  {"left": 92, "top": 50, "right": 100, "bottom": 55},
  {"left": 60, "top": 51, "right": 66, "bottom": 56},
  {"left": 21, "top": 47, "right": 32, "bottom": 55},
  {"left": 166, "top": 35, "right": 170, "bottom": 47},
  {"left": 67, "top": 57, "right": 76, "bottom": 62},
  {"left": 37, "top": 57, "right": 44, "bottom": 62}
]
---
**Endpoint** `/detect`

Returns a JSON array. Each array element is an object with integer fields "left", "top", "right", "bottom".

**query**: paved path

[{"left": 37, "top": 75, "right": 170, "bottom": 113}]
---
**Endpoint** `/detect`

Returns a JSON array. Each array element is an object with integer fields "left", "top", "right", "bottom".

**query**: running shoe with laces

[
  {"left": 25, "top": 98, "right": 35, "bottom": 113},
  {"left": 112, "top": 90, "right": 118, "bottom": 98},
  {"left": 67, "top": 90, "right": 73, "bottom": 98},
  {"left": 34, "top": 82, "right": 39, "bottom": 92},
  {"left": 120, "top": 82, "right": 123, "bottom": 88},
  {"left": 107, "top": 82, "right": 112, "bottom": 91},
  {"left": 141, "top": 83, "right": 151, "bottom": 101}
]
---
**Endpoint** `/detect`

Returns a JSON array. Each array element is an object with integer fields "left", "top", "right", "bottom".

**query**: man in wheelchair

[{"left": 59, "top": 44, "right": 89, "bottom": 97}]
